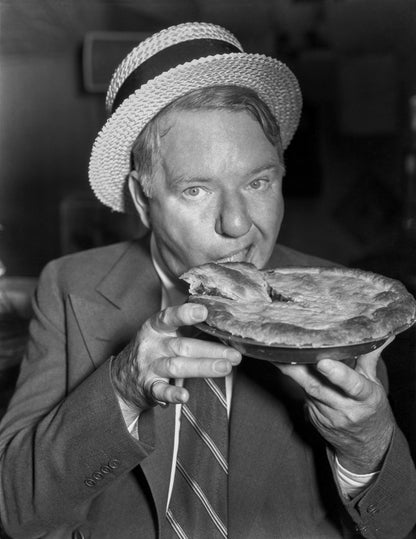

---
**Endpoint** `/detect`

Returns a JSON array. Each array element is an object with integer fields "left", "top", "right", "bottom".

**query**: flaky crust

[
  {"left": 182, "top": 264, "right": 416, "bottom": 347},
  {"left": 181, "top": 261, "right": 270, "bottom": 302}
]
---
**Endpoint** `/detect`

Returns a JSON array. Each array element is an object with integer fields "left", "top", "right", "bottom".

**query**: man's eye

[
  {"left": 183, "top": 186, "right": 206, "bottom": 198},
  {"left": 249, "top": 178, "right": 269, "bottom": 190}
]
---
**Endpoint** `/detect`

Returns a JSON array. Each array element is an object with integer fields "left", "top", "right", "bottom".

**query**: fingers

[
  {"left": 277, "top": 360, "right": 373, "bottom": 403},
  {"left": 276, "top": 363, "right": 310, "bottom": 387},
  {"left": 147, "top": 378, "right": 188, "bottom": 406},
  {"left": 144, "top": 336, "right": 241, "bottom": 405},
  {"left": 151, "top": 303, "right": 208, "bottom": 333},
  {"left": 316, "top": 359, "right": 371, "bottom": 400},
  {"left": 146, "top": 352, "right": 236, "bottom": 405},
  {"left": 155, "top": 355, "right": 238, "bottom": 382},
  {"left": 276, "top": 363, "right": 338, "bottom": 405},
  {"left": 122, "top": 304, "right": 242, "bottom": 410},
  {"left": 147, "top": 335, "right": 241, "bottom": 381},
  {"left": 166, "top": 336, "right": 241, "bottom": 363},
  {"left": 316, "top": 336, "right": 395, "bottom": 397}
]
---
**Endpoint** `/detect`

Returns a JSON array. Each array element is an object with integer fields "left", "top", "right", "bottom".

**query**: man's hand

[
  {"left": 276, "top": 339, "right": 395, "bottom": 474},
  {"left": 111, "top": 303, "right": 241, "bottom": 412}
]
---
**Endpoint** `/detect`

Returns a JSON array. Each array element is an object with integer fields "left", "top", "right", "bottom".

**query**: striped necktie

[{"left": 166, "top": 377, "right": 228, "bottom": 539}]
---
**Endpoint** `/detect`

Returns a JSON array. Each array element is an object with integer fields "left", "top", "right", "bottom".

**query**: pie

[{"left": 180, "top": 262, "right": 416, "bottom": 347}]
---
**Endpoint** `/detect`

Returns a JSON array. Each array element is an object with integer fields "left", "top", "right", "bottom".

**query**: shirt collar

[{"left": 150, "top": 234, "right": 188, "bottom": 308}]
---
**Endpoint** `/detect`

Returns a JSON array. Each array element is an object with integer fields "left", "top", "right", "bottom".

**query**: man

[{"left": 0, "top": 22, "right": 415, "bottom": 539}]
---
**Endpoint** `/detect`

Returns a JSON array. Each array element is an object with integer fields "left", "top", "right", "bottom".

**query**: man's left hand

[{"left": 275, "top": 339, "right": 395, "bottom": 474}]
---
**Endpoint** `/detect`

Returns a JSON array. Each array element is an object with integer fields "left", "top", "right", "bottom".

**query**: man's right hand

[{"left": 111, "top": 303, "right": 242, "bottom": 411}]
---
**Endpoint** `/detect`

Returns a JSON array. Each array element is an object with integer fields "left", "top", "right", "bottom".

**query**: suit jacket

[{"left": 0, "top": 237, "right": 415, "bottom": 539}]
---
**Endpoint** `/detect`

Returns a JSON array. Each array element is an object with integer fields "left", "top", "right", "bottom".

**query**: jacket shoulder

[{"left": 39, "top": 238, "right": 151, "bottom": 294}]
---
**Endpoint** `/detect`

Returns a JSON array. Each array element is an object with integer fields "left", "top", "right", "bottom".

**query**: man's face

[{"left": 147, "top": 109, "right": 285, "bottom": 278}]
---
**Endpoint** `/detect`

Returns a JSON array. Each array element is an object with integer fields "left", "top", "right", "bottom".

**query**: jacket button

[
  {"left": 100, "top": 465, "right": 111, "bottom": 474},
  {"left": 92, "top": 471, "right": 103, "bottom": 481},
  {"left": 84, "top": 478, "right": 95, "bottom": 488},
  {"left": 108, "top": 458, "right": 121, "bottom": 469},
  {"left": 366, "top": 504, "right": 378, "bottom": 514}
]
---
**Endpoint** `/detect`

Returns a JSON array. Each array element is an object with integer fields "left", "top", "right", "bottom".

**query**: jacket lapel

[{"left": 69, "top": 239, "right": 162, "bottom": 366}]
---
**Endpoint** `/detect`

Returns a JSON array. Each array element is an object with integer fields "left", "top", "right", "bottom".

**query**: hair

[{"left": 131, "top": 85, "right": 284, "bottom": 197}]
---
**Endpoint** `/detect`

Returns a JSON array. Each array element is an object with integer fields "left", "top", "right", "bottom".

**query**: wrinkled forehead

[
  {"left": 156, "top": 106, "right": 282, "bottom": 154},
  {"left": 157, "top": 109, "right": 284, "bottom": 181}
]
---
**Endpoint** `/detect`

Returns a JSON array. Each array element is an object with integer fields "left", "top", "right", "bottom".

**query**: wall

[
  {"left": 0, "top": 0, "right": 416, "bottom": 458},
  {"left": 0, "top": 0, "right": 415, "bottom": 276},
  {"left": 0, "top": 0, "right": 277, "bottom": 276}
]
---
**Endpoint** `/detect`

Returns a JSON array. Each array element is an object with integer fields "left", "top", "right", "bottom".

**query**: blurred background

[{"left": 0, "top": 0, "right": 416, "bottom": 456}]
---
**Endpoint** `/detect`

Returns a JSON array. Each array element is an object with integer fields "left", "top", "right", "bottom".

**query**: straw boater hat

[{"left": 89, "top": 21, "right": 302, "bottom": 213}]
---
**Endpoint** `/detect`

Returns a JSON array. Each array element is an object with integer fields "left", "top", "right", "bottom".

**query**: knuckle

[
  {"left": 165, "top": 357, "right": 179, "bottom": 378},
  {"left": 343, "top": 410, "right": 360, "bottom": 428},
  {"left": 306, "top": 380, "right": 322, "bottom": 397},
  {"left": 165, "top": 384, "right": 179, "bottom": 402},
  {"left": 337, "top": 410, "right": 352, "bottom": 428},
  {"left": 169, "top": 337, "right": 188, "bottom": 357},
  {"left": 140, "top": 319, "right": 153, "bottom": 337},
  {"left": 143, "top": 377, "right": 154, "bottom": 397},
  {"left": 151, "top": 380, "right": 165, "bottom": 398},
  {"left": 350, "top": 379, "right": 366, "bottom": 398},
  {"left": 158, "top": 308, "right": 170, "bottom": 326}
]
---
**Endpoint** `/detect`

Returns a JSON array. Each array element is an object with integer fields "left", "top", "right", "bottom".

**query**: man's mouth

[{"left": 216, "top": 247, "right": 251, "bottom": 264}]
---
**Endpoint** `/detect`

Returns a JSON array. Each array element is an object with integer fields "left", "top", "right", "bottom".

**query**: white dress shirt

[{"left": 117, "top": 234, "right": 378, "bottom": 501}]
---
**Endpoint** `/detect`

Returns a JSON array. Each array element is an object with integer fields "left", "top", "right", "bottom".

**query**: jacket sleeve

[
  {"left": 342, "top": 425, "right": 416, "bottom": 539},
  {"left": 325, "top": 356, "right": 416, "bottom": 538},
  {"left": 0, "top": 261, "right": 155, "bottom": 538}
]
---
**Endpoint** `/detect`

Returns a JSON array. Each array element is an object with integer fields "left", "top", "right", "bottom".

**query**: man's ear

[{"left": 128, "top": 171, "right": 151, "bottom": 229}]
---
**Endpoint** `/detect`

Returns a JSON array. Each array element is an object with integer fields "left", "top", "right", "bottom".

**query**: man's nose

[{"left": 215, "top": 192, "right": 252, "bottom": 237}]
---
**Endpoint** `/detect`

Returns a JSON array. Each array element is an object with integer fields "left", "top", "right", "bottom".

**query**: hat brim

[{"left": 89, "top": 53, "right": 302, "bottom": 213}]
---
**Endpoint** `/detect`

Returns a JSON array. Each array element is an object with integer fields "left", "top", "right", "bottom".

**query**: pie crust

[{"left": 180, "top": 262, "right": 416, "bottom": 347}]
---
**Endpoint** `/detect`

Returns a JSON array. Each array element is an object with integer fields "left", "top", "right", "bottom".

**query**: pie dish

[
  {"left": 181, "top": 262, "right": 416, "bottom": 351},
  {"left": 193, "top": 323, "right": 390, "bottom": 364}
]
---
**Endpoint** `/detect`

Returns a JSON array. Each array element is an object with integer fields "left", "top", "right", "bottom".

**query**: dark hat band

[{"left": 111, "top": 38, "right": 241, "bottom": 113}]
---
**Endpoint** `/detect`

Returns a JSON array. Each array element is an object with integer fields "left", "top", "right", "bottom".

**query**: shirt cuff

[
  {"left": 116, "top": 394, "right": 140, "bottom": 440},
  {"left": 334, "top": 455, "right": 379, "bottom": 499}
]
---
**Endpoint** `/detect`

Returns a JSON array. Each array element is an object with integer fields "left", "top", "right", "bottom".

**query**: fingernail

[
  {"left": 214, "top": 360, "right": 231, "bottom": 374},
  {"left": 317, "top": 359, "right": 332, "bottom": 374},
  {"left": 225, "top": 349, "right": 241, "bottom": 362},
  {"left": 191, "top": 305, "right": 206, "bottom": 319},
  {"left": 176, "top": 389, "right": 188, "bottom": 404}
]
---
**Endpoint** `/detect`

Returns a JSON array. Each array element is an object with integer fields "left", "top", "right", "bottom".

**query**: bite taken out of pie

[{"left": 180, "top": 262, "right": 416, "bottom": 348}]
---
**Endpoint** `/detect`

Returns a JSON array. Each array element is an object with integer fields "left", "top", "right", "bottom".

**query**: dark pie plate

[{"left": 194, "top": 322, "right": 415, "bottom": 364}]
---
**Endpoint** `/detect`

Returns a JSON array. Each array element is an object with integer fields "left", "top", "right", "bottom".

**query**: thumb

[{"left": 356, "top": 335, "right": 395, "bottom": 379}]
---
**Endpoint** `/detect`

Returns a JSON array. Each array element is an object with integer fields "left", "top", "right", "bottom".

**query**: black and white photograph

[{"left": 0, "top": 1, "right": 416, "bottom": 538}]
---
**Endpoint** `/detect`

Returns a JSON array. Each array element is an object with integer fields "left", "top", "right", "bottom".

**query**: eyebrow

[
  {"left": 169, "top": 174, "right": 212, "bottom": 187},
  {"left": 170, "top": 162, "right": 285, "bottom": 187},
  {"left": 250, "top": 162, "right": 286, "bottom": 176}
]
